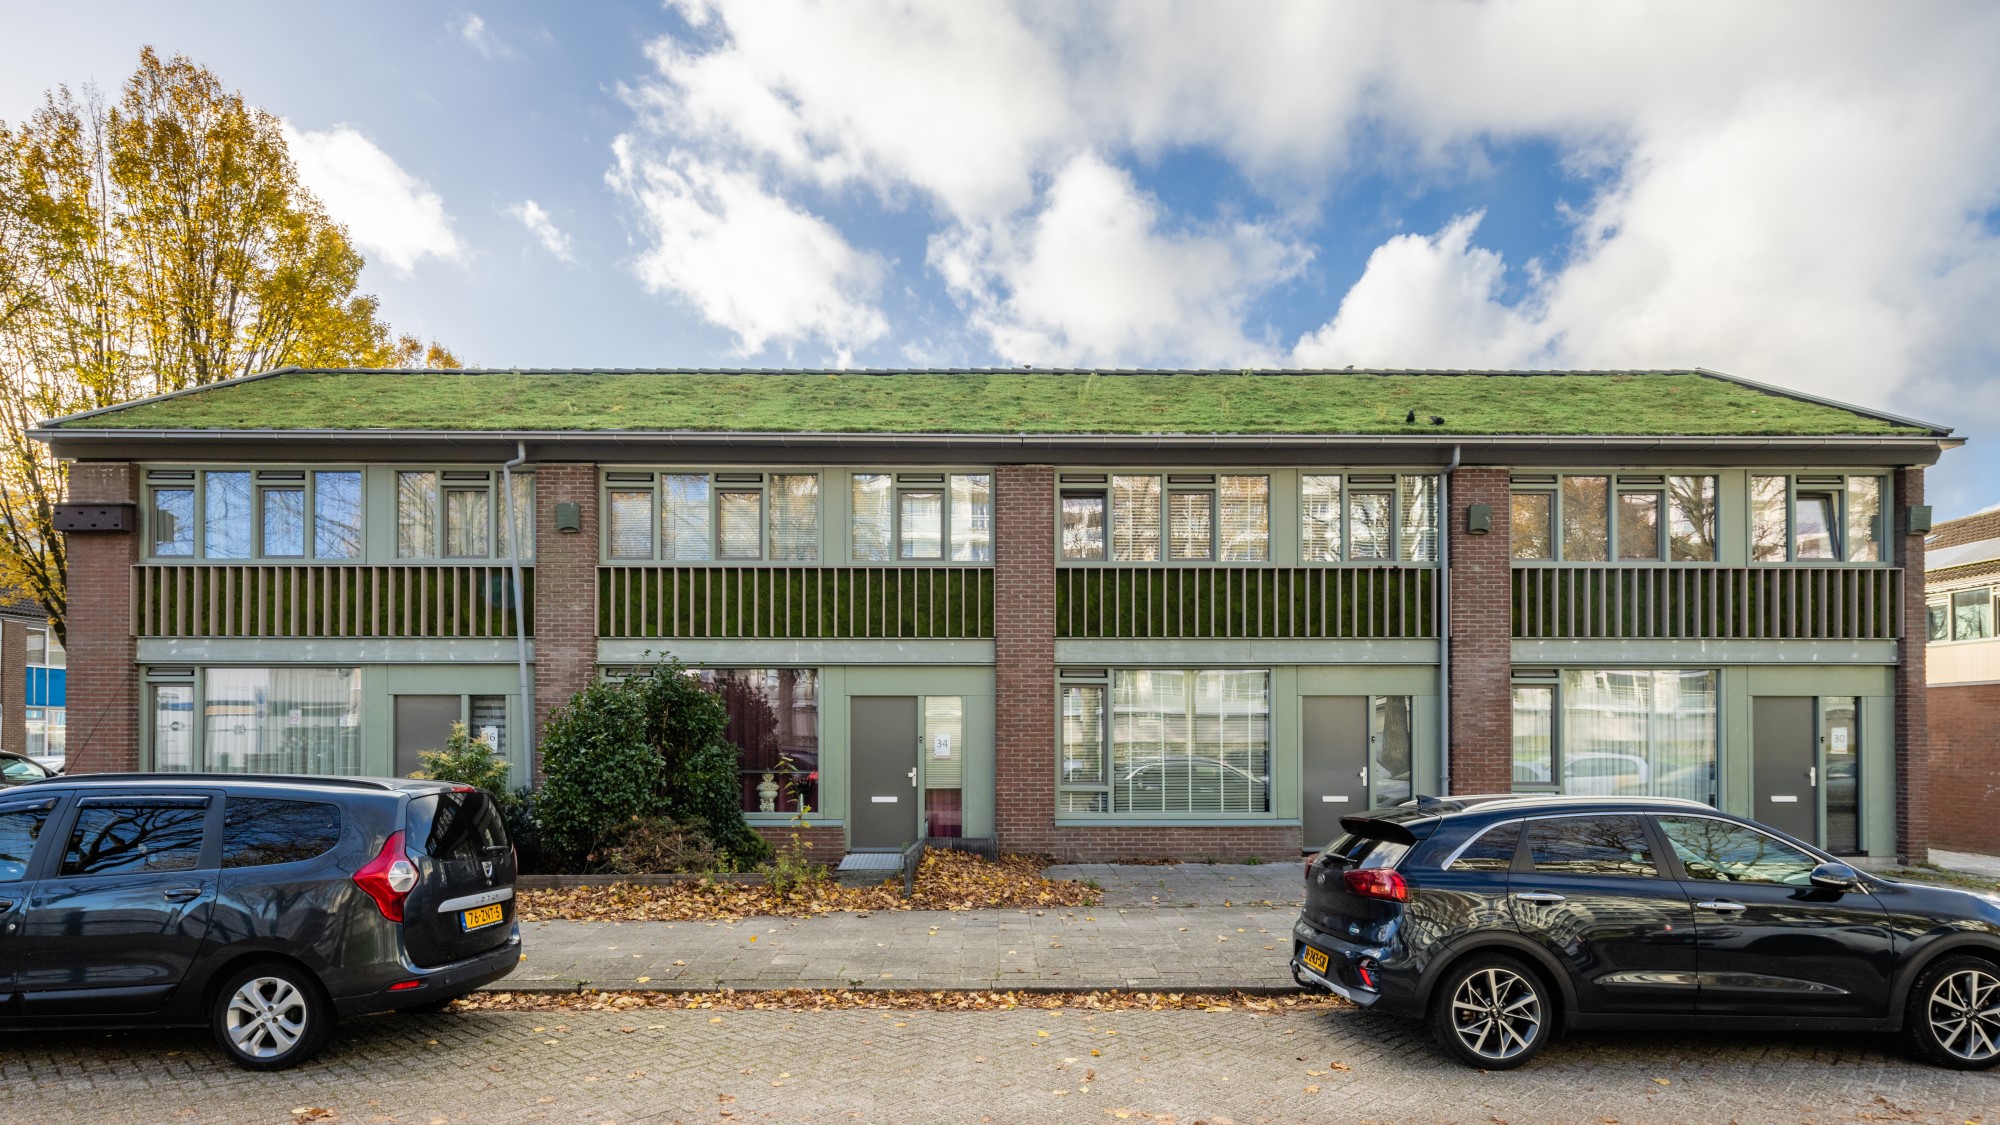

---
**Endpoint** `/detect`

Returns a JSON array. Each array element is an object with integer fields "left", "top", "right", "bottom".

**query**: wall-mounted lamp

[
  {"left": 1907, "top": 505, "right": 1933, "bottom": 535},
  {"left": 555, "top": 502, "right": 582, "bottom": 533},
  {"left": 1466, "top": 503, "right": 1492, "bottom": 536}
]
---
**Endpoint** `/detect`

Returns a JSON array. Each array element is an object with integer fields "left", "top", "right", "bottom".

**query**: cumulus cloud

[
  {"left": 612, "top": 0, "right": 2000, "bottom": 476},
  {"left": 507, "top": 199, "right": 574, "bottom": 262},
  {"left": 285, "top": 124, "right": 463, "bottom": 275},
  {"left": 933, "top": 152, "right": 1307, "bottom": 366},
  {"left": 606, "top": 141, "right": 887, "bottom": 361}
]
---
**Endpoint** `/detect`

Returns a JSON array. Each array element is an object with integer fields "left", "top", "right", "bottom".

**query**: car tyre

[
  {"left": 210, "top": 961, "right": 335, "bottom": 1071},
  {"left": 1428, "top": 954, "right": 1552, "bottom": 1070},
  {"left": 1904, "top": 954, "right": 2000, "bottom": 1070}
]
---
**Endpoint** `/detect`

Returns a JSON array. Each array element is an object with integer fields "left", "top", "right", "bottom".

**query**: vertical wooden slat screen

[
  {"left": 134, "top": 565, "right": 531, "bottom": 638},
  {"left": 1510, "top": 566, "right": 1900, "bottom": 640},
  {"left": 1046, "top": 566, "right": 1436, "bottom": 639},
  {"left": 595, "top": 566, "right": 995, "bottom": 640}
]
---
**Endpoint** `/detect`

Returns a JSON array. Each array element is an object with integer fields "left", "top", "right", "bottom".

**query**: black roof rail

[{"left": 19, "top": 773, "right": 431, "bottom": 792}]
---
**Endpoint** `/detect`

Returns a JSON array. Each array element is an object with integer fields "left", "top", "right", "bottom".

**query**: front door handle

[
  {"left": 1808, "top": 766, "right": 1817, "bottom": 787},
  {"left": 1696, "top": 900, "right": 1747, "bottom": 914},
  {"left": 162, "top": 886, "right": 201, "bottom": 903},
  {"left": 1514, "top": 891, "right": 1566, "bottom": 904}
]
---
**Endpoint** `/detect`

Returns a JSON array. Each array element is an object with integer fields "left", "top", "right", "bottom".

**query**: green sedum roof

[{"left": 48, "top": 368, "right": 1937, "bottom": 437}]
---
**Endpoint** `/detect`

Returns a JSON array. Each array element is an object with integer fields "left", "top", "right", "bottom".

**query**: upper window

[
  {"left": 1931, "top": 587, "right": 1995, "bottom": 642},
  {"left": 220, "top": 798, "right": 342, "bottom": 868},
  {"left": 1749, "top": 475, "right": 1883, "bottom": 563},
  {"left": 1060, "top": 474, "right": 1269, "bottom": 563},
  {"left": 604, "top": 472, "right": 818, "bottom": 563},
  {"left": 1525, "top": 814, "right": 1658, "bottom": 878},
  {"left": 1511, "top": 474, "right": 1715, "bottom": 563},
  {"left": 397, "top": 470, "right": 534, "bottom": 560},
  {"left": 1658, "top": 815, "right": 1817, "bottom": 886},
  {"left": 60, "top": 799, "right": 209, "bottom": 876},
  {"left": 1299, "top": 473, "right": 1438, "bottom": 564},
  {"left": 149, "top": 469, "right": 364, "bottom": 561},
  {"left": 852, "top": 473, "right": 991, "bottom": 562}
]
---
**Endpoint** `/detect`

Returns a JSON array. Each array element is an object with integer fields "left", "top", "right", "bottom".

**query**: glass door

[{"left": 1821, "top": 697, "right": 1860, "bottom": 855}]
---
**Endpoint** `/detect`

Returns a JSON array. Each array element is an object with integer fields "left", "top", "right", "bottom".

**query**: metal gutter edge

[{"left": 26, "top": 428, "right": 1963, "bottom": 449}]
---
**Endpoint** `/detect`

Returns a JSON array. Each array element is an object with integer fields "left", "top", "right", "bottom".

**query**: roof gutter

[
  {"left": 1439, "top": 444, "right": 1460, "bottom": 797},
  {"left": 500, "top": 441, "right": 533, "bottom": 778}
]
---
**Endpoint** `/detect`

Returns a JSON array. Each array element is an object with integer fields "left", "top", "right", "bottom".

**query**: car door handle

[
  {"left": 0, "top": 898, "right": 13, "bottom": 911},
  {"left": 162, "top": 886, "right": 201, "bottom": 902},
  {"left": 1695, "top": 900, "right": 1747, "bottom": 913},
  {"left": 1514, "top": 892, "right": 1567, "bottom": 904}
]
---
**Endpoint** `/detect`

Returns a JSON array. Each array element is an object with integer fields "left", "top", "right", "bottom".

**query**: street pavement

[
  {"left": 514, "top": 863, "right": 1305, "bottom": 993},
  {"left": 5, "top": 1003, "right": 1993, "bottom": 1124}
]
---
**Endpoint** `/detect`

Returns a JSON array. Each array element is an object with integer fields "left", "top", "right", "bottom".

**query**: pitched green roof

[{"left": 44, "top": 368, "right": 1940, "bottom": 437}]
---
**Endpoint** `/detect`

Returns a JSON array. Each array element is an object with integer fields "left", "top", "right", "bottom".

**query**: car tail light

[
  {"left": 1342, "top": 867, "right": 1408, "bottom": 902},
  {"left": 353, "top": 830, "right": 419, "bottom": 922},
  {"left": 388, "top": 980, "right": 423, "bottom": 992}
]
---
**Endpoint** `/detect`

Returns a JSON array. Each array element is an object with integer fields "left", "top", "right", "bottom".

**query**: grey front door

[
  {"left": 394, "top": 695, "right": 461, "bottom": 777},
  {"left": 1303, "top": 696, "right": 1369, "bottom": 850},
  {"left": 1752, "top": 697, "right": 1817, "bottom": 841},
  {"left": 850, "top": 697, "right": 919, "bottom": 850}
]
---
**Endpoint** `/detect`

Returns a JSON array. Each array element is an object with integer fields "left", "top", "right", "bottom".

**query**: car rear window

[
  {"left": 221, "top": 798, "right": 342, "bottom": 868},
  {"left": 1446, "top": 820, "right": 1522, "bottom": 871},
  {"left": 412, "top": 789, "right": 508, "bottom": 863},
  {"left": 1525, "top": 815, "right": 1657, "bottom": 878},
  {"left": 1324, "top": 831, "right": 1410, "bottom": 871}
]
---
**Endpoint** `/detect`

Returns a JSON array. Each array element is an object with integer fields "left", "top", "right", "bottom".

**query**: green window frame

[
  {"left": 850, "top": 471, "right": 993, "bottom": 564},
  {"left": 145, "top": 467, "right": 368, "bottom": 562},
  {"left": 1510, "top": 473, "right": 1717, "bottom": 564},
  {"left": 1057, "top": 472, "right": 1273, "bottom": 565},
  {"left": 1747, "top": 474, "right": 1885, "bottom": 564},
  {"left": 395, "top": 468, "right": 534, "bottom": 561},
  {"left": 1297, "top": 472, "right": 1438, "bottom": 564},
  {"left": 599, "top": 471, "right": 818, "bottom": 564}
]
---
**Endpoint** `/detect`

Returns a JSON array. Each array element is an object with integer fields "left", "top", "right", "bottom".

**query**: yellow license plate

[
  {"left": 1301, "top": 946, "right": 1330, "bottom": 974},
  {"left": 461, "top": 903, "right": 505, "bottom": 931}
]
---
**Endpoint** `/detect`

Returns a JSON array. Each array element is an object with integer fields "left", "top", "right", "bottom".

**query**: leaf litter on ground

[{"left": 518, "top": 850, "right": 1099, "bottom": 922}]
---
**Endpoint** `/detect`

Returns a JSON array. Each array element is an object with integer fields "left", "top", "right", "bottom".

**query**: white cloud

[
  {"left": 507, "top": 199, "right": 574, "bottom": 262},
  {"left": 613, "top": 0, "right": 2000, "bottom": 470},
  {"left": 285, "top": 124, "right": 463, "bottom": 275},
  {"left": 606, "top": 140, "right": 887, "bottom": 361},
  {"left": 456, "top": 13, "right": 518, "bottom": 60},
  {"left": 932, "top": 152, "right": 1307, "bottom": 366}
]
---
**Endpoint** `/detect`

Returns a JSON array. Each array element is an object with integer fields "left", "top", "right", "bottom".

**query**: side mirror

[{"left": 1809, "top": 861, "right": 1863, "bottom": 891}]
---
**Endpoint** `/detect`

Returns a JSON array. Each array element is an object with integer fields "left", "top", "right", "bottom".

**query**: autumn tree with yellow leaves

[{"left": 0, "top": 48, "right": 457, "bottom": 640}]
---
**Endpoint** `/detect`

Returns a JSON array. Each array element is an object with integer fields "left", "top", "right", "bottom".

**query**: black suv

[
  {"left": 0, "top": 774, "right": 519, "bottom": 1069},
  {"left": 1292, "top": 795, "right": 2000, "bottom": 1070}
]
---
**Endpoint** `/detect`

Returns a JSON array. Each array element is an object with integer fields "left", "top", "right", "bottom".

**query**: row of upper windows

[
  {"left": 1928, "top": 585, "right": 1995, "bottom": 644},
  {"left": 1510, "top": 472, "right": 1888, "bottom": 565},
  {"left": 146, "top": 469, "right": 532, "bottom": 561},
  {"left": 137, "top": 466, "right": 1894, "bottom": 567}
]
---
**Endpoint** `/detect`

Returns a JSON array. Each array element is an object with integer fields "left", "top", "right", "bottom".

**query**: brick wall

[
  {"left": 1930, "top": 682, "right": 2000, "bottom": 855},
  {"left": 531, "top": 463, "right": 599, "bottom": 781},
  {"left": 1, "top": 618, "right": 24, "bottom": 755},
  {"left": 1447, "top": 466, "right": 1513, "bottom": 794},
  {"left": 64, "top": 463, "right": 141, "bottom": 772},
  {"left": 992, "top": 464, "right": 1057, "bottom": 853},
  {"left": 1894, "top": 467, "right": 1929, "bottom": 863}
]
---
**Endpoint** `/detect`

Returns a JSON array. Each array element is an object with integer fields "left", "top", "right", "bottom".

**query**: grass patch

[{"left": 63, "top": 369, "right": 1929, "bottom": 436}]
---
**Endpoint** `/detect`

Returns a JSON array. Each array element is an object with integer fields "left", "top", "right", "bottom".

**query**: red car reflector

[{"left": 388, "top": 980, "right": 423, "bottom": 992}]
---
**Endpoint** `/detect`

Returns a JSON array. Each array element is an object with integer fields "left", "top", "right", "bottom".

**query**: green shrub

[
  {"left": 534, "top": 656, "right": 770, "bottom": 870},
  {"left": 534, "top": 678, "right": 660, "bottom": 859},
  {"left": 410, "top": 722, "right": 514, "bottom": 805}
]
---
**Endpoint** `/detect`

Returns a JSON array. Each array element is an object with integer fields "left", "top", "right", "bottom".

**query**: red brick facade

[
  {"left": 1930, "top": 682, "right": 2000, "bottom": 855},
  {"left": 1894, "top": 467, "right": 1929, "bottom": 863},
  {"left": 992, "top": 464, "right": 1060, "bottom": 852},
  {"left": 1447, "top": 466, "right": 1514, "bottom": 794},
  {"left": 63, "top": 462, "right": 141, "bottom": 773},
  {"left": 531, "top": 463, "right": 601, "bottom": 782},
  {"left": 1, "top": 617, "right": 26, "bottom": 755}
]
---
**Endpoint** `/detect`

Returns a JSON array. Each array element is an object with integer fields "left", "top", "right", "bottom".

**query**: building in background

[
  {"left": 0, "top": 594, "right": 63, "bottom": 768},
  {"left": 31, "top": 367, "right": 1958, "bottom": 862},
  {"left": 1924, "top": 507, "right": 2000, "bottom": 855}
]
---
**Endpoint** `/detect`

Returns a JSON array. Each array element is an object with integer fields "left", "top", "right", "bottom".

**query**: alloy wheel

[
  {"left": 1927, "top": 967, "right": 2000, "bottom": 1062},
  {"left": 225, "top": 975, "right": 310, "bottom": 1059},
  {"left": 1449, "top": 966, "right": 1543, "bottom": 1062}
]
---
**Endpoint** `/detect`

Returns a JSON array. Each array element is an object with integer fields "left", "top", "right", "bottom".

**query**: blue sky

[{"left": 4, "top": 1, "right": 1998, "bottom": 516}]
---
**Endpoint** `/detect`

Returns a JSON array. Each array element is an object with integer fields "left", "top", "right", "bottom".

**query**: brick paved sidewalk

[
  {"left": 511, "top": 863, "right": 1307, "bottom": 993},
  {"left": 10, "top": 1006, "right": 1994, "bottom": 1124},
  {"left": 514, "top": 904, "right": 1300, "bottom": 992}
]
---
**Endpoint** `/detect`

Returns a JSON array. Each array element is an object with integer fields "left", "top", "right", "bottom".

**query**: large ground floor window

[
  {"left": 691, "top": 669, "right": 820, "bottom": 814},
  {"left": 1060, "top": 669, "right": 1271, "bottom": 815},
  {"left": 153, "top": 668, "right": 363, "bottom": 775},
  {"left": 1511, "top": 669, "right": 1717, "bottom": 804}
]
